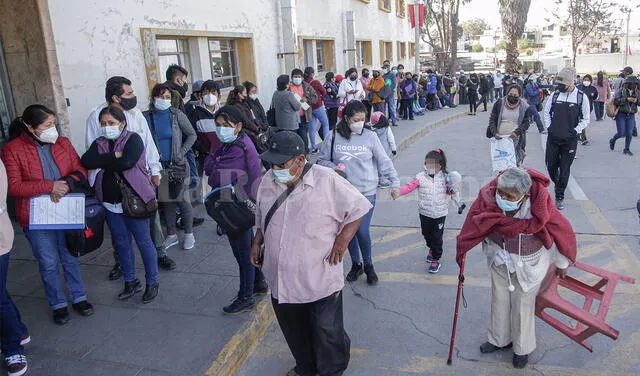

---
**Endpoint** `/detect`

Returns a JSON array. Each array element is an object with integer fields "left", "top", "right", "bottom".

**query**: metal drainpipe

[
  {"left": 344, "top": 11, "right": 356, "bottom": 69},
  {"left": 279, "top": 0, "right": 298, "bottom": 74}
]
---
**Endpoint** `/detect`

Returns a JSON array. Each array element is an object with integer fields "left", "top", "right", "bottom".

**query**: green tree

[
  {"left": 462, "top": 18, "right": 490, "bottom": 40},
  {"left": 517, "top": 39, "right": 534, "bottom": 50},
  {"left": 499, "top": 0, "right": 533, "bottom": 72},
  {"left": 496, "top": 40, "right": 507, "bottom": 50},
  {"left": 472, "top": 44, "right": 485, "bottom": 52}
]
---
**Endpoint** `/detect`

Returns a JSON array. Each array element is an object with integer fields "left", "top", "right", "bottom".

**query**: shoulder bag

[
  {"left": 148, "top": 110, "right": 187, "bottom": 184},
  {"left": 115, "top": 172, "right": 158, "bottom": 219}
]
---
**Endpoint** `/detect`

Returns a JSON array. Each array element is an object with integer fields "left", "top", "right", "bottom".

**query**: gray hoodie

[{"left": 318, "top": 128, "right": 400, "bottom": 196}]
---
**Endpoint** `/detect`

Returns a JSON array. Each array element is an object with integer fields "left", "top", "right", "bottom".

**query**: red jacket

[
  {"left": 456, "top": 168, "right": 577, "bottom": 267},
  {"left": 304, "top": 77, "right": 327, "bottom": 110},
  {"left": 1, "top": 133, "right": 87, "bottom": 228}
]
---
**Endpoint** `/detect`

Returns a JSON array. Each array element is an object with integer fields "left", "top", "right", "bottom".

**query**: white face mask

[
  {"left": 102, "top": 125, "right": 122, "bottom": 140},
  {"left": 154, "top": 98, "right": 172, "bottom": 111},
  {"left": 249, "top": 93, "right": 258, "bottom": 101},
  {"left": 203, "top": 93, "right": 218, "bottom": 107},
  {"left": 423, "top": 165, "right": 438, "bottom": 175},
  {"left": 349, "top": 120, "right": 365, "bottom": 135},
  {"left": 582, "top": 81, "right": 591, "bottom": 87},
  {"left": 37, "top": 127, "right": 59, "bottom": 144}
]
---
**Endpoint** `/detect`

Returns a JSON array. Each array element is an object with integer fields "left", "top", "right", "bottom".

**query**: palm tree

[{"left": 499, "top": 0, "right": 532, "bottom": 73}]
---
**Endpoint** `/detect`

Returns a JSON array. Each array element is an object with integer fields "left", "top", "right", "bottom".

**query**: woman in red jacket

[{"left": 1, "top": 105, "right": 93, "bottom": 326}]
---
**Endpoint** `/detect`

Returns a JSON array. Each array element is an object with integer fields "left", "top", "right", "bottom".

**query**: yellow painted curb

[{"left": 205, "top": 296, "right": 275, "bottom": 376}]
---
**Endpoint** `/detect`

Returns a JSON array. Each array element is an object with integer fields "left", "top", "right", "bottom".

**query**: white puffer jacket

[{"left": 416, "top": 171, "right": 454, "bottom": 218}]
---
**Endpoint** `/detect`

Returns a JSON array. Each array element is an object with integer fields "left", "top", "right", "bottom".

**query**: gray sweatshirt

[
  {"left": 271, "top": 90, "right": 301, "bottom": 131},
  {"left": 318, "top": 128, "right": 400, "bottom": 196}
]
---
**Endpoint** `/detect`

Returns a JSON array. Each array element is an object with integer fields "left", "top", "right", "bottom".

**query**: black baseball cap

[
  {"left": 621, "top": 66, "right": 634, "bottom": 75},
  {"left": 260, "top": 131, "right": 306, "bottom": 165}
]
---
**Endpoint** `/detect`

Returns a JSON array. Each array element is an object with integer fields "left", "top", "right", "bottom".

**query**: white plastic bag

[{"left": 490, "top": 137, "right": 516, "bottom": 173}]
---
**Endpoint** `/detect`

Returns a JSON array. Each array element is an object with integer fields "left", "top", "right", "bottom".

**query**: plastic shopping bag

[{"left": 490, "top": 137, "right": 517, "bottom": 173}]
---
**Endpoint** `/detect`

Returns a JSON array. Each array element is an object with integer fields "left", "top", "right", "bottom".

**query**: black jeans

[
  {"left": 494, "top": 88, "right": 502, "bottom": 99},
  {"left": 426, "top": 93, "right": 437, "bottom": 110},
  {"left": 545, "top": 136, "right": 579, "bottom": 200},
  {"left": 296, "top": 121, "right": 310, "bottom": 153},
  {"left": 272, "top": 291, "right": 350, "bottom": 376},
  {"left": 478, "top": 93, "right": 488, "bottom": 111},
  {"left": 594, "top": 101, "right": 605, "bottom": 121},
  {"left": 419, "top": 215, "right": 446, "bottom": 260},
  {"left": 468, "top": 94, "right": 478, "bottom": 113},
  {"left": 401, "top": 98, "right": 414, "bottom": 119},
  {"left": 326, "top": 107, "right": 339, "bottom": 130},
  {"left": 228, "top": 228, "right": 265, "bottom": 299}
]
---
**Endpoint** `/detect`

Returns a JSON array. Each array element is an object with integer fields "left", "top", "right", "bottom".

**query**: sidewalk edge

[
  {"left": 395, "top": 110, "right": 471, "bottom": 156},
  {"left": 205, "top": 296, "right": 274, "bottom": 376}
]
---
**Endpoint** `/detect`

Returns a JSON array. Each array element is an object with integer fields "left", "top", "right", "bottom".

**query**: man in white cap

[{"left": 543, "top": 67, "right": 591, "bottom": 210}]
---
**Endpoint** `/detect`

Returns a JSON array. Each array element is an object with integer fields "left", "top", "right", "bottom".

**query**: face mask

[
  {"left": 292, "top": 77, "right": 303, "bottom": 85},
  {"left": 119, "top": 96, "right": 137, "bottom": 111},
  {"left": 154, "top": 98, "right": 172, "bottom": 111},
  {"left": 36, "top": 127, "right": 59, "bottom": 144},
  {"left": 363, "top": 72, "right": 370, "bottom": 78},
  {"left": 507, "top": 95, "right": 519, "bottom": 105},
  {"left": 350, "top": 75, "right": 358, "bottom": 81},
  {"left": 373, "top": 73, "right": 380, "bottom": 78},
  {"left": 583, "top": 81, "right": 591, "bottom": 87},
  {"left": 102, "top": 125, "right": 122, "bottom": 140},
  {"left": 398, "top": 69, "right": 404, "bottom": 74},
  {"left": 392, "top": 70, "right": 398, "bottom": 75},
  {"left": 556, "top": 83, "right": 568, "bottom": 93},
  {"left": 349, "top": 120, "right": 365, "bottom": 135},
  {"left": 495, "top": 193, "right": 523, "bottom": 212},
  {"left": 215, "top": 126, "right": 239, "bottom": 143},
  {"left": 249, "top": 93, "right": 258, "bottom": 100},
  {"left": 272, "top": 167, "right": 295, "bottom": 184},
  {"left": 203, "top": 94, "right": 218, "bottom": 107},
  {"left": 423, "top": 165, "right": 438, "bottom": 175},
  {"left": 382, "top": 69, "right": 389, "bottom": 74}
]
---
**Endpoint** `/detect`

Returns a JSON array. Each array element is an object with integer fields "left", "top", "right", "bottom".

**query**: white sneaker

[
  {"left": 183, "top": 233, "right": 195, "bottom": 250},
  {"left": 162, "top": 234, "right": 179, "bottom": 250},
  {"left": 6, "top": 354, "right": 28, "bottom": 376}
]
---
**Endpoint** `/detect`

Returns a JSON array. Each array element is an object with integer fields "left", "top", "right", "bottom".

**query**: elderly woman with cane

[{"left": 449, "top": 167, "right": 577, "bottom": 369}]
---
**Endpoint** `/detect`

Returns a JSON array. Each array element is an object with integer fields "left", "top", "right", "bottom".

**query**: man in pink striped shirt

[{"left": 251, "top": 131, "right": 372, "bottom": 376}]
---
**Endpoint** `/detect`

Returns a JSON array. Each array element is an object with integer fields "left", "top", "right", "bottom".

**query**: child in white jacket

[
  {"left": 392, "top": 149, "right": 461, "bottom": 273},
  {"left": 370, "top": 112, "right": 397, "bottom": 188}
]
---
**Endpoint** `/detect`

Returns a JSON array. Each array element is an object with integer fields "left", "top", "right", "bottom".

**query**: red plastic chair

[{"left": 535, "top": 261, "right": 636, "bottom": 352}]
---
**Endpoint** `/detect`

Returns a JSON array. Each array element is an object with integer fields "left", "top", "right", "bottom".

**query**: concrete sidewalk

[{"left": 1, "top": 106, "right": 467, "bottom": 376}]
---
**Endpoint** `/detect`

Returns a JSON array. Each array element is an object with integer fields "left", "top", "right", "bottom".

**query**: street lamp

[{"left": 622, "top": 4, "right": 640, "bottom": 66}]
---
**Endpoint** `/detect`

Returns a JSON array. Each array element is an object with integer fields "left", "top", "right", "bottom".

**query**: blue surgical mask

[
  {"left": 154, "top": 98, "right": 172, "bottom": 111},
  {"left": 272, "top": 168, "right": 295, "bottom": 184},
  {"left": 102, "top": 125, "right": 122, "bottom": 140},
  {"left": 495, "top": 193, "right": 523, "bottom": 212},
  {"left": 292, "top": 77, "right": 303, "bottom": 86},
  {"left": 215, "top": 126, "right": 239, "bottom": 143}
]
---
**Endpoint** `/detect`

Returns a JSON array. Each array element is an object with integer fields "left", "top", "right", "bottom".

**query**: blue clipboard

[{"left": 28, "top": 193, "right": 86, "bottom": 230}]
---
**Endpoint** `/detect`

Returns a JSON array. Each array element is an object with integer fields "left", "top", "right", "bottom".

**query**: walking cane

[{"left": 447, "top": 255, "right": 466, "bottom": 365}]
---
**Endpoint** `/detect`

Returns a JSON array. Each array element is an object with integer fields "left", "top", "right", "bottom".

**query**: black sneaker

[
  {"left": 364, "top": 264, "right": 379, "bottom": 285},
  {"left": 581, "top": 140, "right": 589, "bottom": 146},
  {"left": 346, "top": 263, "right": 363, "bottom": 282},
  {"left": 426, "top": 251, "right": 434, "bottom": 263},
  {"left": 513, "top": 353, "right": 529, "bottom": 369},
  {"left": 428, "top": 261, "right": 441, "bottom": 274},
  {"left": 253, "top": 281, "right": 269, "bottom": 296},
  {"left": 157, "top": 255, "right": 177, "bottom": 271},
  {"left": 142, "top": 284, "right": 159, "bottom": 304},
  {"left": 52, "top": 307, "right": 70, "bottom": 326},
  {"left": 72, "top": 301, "right": 94, "bottom": 317},
  {"left": 223, "top": 297, "right": 256, "bottom": 315},
  {"left": 480, "top": 341, "right": 513, "bottom": 354},
  {"left": 118, "top": 279, "right": 143, "bottom": 300},
  {"left": 108, "top": 264, "right": 122, "bottom": 281},
  {"left": 610, "top": 138, "right": 616, "bottom": 151},
  {"left": 624, "top": 149, "right": 634, "bottom": 156}
]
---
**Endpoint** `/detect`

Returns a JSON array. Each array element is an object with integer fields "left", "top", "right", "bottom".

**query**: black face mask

[
  {"left": 363, "top": 72, "right": 370, "bottom": 78},
  {"left": 556, "top": 83, "right": 568, "bottom": 93},
  {"left": 119, "top": 96, "right": 137, "bottom": 111},
  {"left": 507, "top": 95, "right": 519, "bottom": 105},
  {"left": 350, "top": 75, "right": 358, "bottom": 81}
]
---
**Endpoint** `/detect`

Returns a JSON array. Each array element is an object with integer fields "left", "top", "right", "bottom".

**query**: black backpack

[
  {"left": 65, "top": 197, "right": 106, "bottom": 257},
  {"left": 550, "top": 90, "right": 584, "bottom": 121}
]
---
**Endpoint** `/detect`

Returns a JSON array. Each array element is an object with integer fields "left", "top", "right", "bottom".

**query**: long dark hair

[
  {"left": 336, "top": 100, "right": 367, "bottom": 140},
  {"left": 9, "top": 104, "right": 55, "bottom": 140},
  {"left": 226, "top": 85, "right": 246, "bottom": 105},
  {"left": 597, "top": 71, "right": 604, "bottom": 87},
  {"left": 425, "top": 149, "right": 448, "bottom": 173}
]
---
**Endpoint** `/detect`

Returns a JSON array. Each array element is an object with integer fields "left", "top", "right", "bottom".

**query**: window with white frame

[
  {"left": 157, "top": 39, "right": 192, "bottom": 82},
  {"left": 208, "top": 39, "right": 239, "bottom": 90},
  {"left": 316, "top": 41, "right": 326, "bottom": 71},
  {"left": 356, "top": 40, "right": 373, "bottom": 67}
]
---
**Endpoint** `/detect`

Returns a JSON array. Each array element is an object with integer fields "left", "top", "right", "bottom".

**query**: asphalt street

[{"left": 237, "top": 109, "right": 640, "bottom": 376}]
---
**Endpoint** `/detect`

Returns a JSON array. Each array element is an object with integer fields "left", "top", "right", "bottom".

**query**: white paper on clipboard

[{"left": 29, "top": 194, "right": 85, "bottom": 230}]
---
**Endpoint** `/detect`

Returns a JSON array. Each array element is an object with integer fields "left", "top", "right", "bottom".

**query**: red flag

[
  {"left": 628, "top": 45, "right": 633, "bottom": 56},
  {"left": 408, "top": 1, "right": 425, "bottom": 28}
]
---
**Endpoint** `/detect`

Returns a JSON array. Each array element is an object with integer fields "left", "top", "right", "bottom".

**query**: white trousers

[{"left": 488, "top": 263, "right": 542, "bottom": 356}]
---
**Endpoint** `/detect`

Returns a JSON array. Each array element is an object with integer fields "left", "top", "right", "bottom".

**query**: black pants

[
  {"left": 327, "top": 107, "right": 339, "bottom": 130},
  {"left": 478, "top": 93, "right": 488, "bottom": 111},
  {"left": 426, "top": 93, "right": 437, "bottom": 110},
  {"left": 468, "top": 94, "right": 478, "bottom": 113},
  {"left": 494, "top": 88, "right": 502, "bottom": 99},
  {"left": 401, "top": 98, "right": 414, "bottom": 119},
  {"left": 459, "top": 87, "right": 468, "bottom": 104},
  {"left": 545, "top": 136, "right": 578, "bottom": 200},
  {"left": 272, "top": 291, "right": 350, "bottom": 376},
  {"left": 419, "top": 215, "right": 446, "bottom": 260}
]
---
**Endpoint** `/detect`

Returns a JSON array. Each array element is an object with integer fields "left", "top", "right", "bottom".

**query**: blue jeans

[
  {"left": 530, "top": 105, "right": 544, "bottom": 132},
  {"left": 23, "top": 229, "right": 87, "bottom": 310},
  {"left": 613, "top": 112, "right": 636, "bottom": 150},
  {"left": 594, "top": 101, "right": 604, "bottom": 121},
  {"left": 386, "top": 97, "right": 397, "bottom": 123},
  {"left": 310, "top": 106, "right": 330, "bottom": 149},
  {"left": 227, "top": 228, "right": 265, "bottom": 299},
  {"left": 186, "top": 150, "right": 199, "bottom": 190},
  {"left": 105, "top": 211, "right": 158, "bottom": 286},
  {"left": 296, "top": 120, "right": 310, "bottom": 153},
  {"left": 0, "top": 253, "right": 28, "bottom": 357},
  {"left": 348, "top": 195, "right": 376, "bottom": 265}
]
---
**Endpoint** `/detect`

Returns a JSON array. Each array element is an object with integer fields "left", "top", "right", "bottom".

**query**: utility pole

[
  {"left": 414, "top": 0, "right": 421, "bottom": 73},
  {"left": 624, "top": 8, "right": 631, "bottom": 66},
  {"left": 493, "top": 33, "right": 499, "bottom": 70}
]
